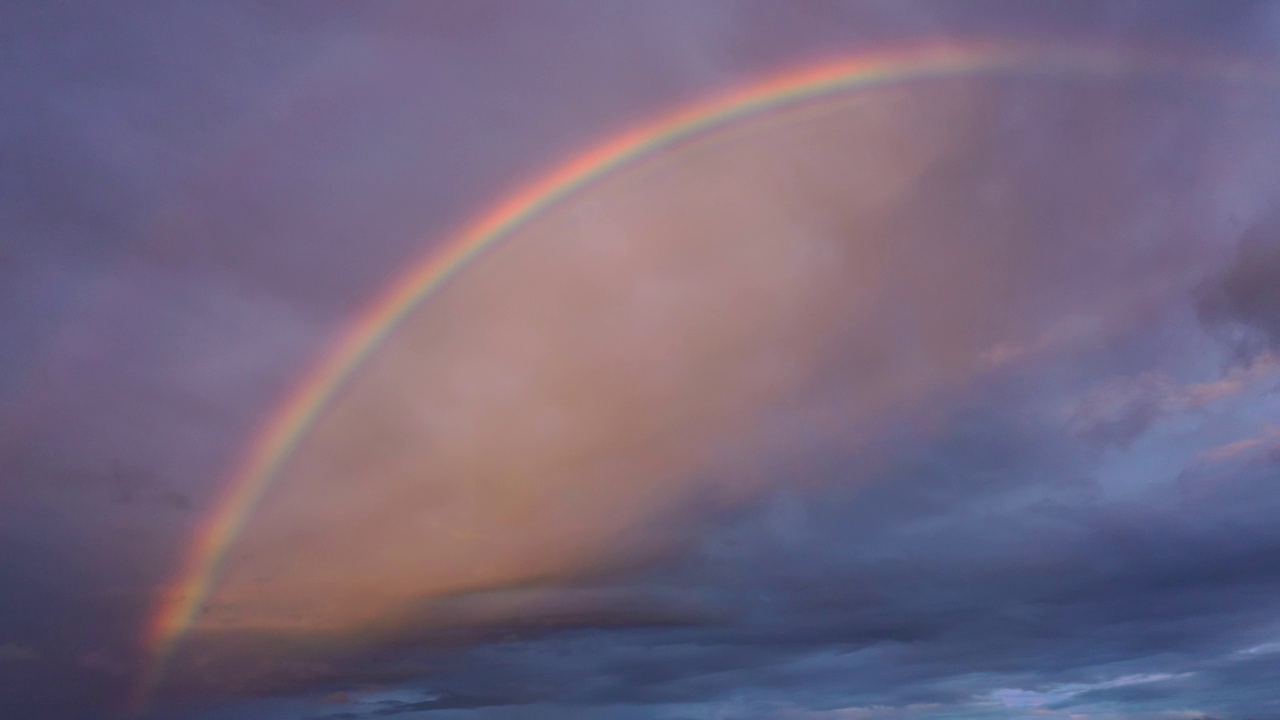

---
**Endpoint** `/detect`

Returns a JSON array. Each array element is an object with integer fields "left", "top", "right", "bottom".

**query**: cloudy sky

[{"left": 4, "top": 2, "right": 1280, "bottom": 719}]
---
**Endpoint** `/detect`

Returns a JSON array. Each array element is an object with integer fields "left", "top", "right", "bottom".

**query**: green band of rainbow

[{"left": 131, "top": 40, "right": 1270, "bottom": 712}]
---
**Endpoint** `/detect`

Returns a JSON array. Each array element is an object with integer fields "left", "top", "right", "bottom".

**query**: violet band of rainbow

[{"left": 130, "top": 40, "right": 1275, "bottom": 713}]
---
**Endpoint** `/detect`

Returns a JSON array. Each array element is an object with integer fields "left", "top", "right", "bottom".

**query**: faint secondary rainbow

[{"left": 130, "top": 40, "right": 1270, "bottom": 712}]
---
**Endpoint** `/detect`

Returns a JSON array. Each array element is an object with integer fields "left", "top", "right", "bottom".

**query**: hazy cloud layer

[
  {"left": 4, "top": 2, "right": 1280, "bottom": 720},
  {"left": 166, "top": 49, "right": 1280, "bottom": 720}
]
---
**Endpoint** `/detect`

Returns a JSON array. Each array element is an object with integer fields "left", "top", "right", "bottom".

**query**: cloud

[
  {"left": 0, "top": 643, "right": 37, "bottom": 663},
  {"left": 1065, "top": 353, "right": 1280, "bottom": 450},
  {"left": 1199, "top": 210, "right": 1280, "bottom": 353},
  {"left": 774, "top": 703, "right": 945, "bottom": 720},
  {"left": 119, "top": 30, "right": 1280, "bottom": 718},
  {"left": 7, "top": 3, "right": 1280, "bottom": 720},
  {"left": 246, "top": 357, "right": 1280, "bottom": 719},
  {"left": 177, "top": 75, "right": 995, "bottom": 654},
  {"left": 177, "top": 384, "right": 1280, "bottom": 718},
  {"left": 1236, "top": 640, "right": 1280, "bottom": 656},
  {"left": 77, "top": 647, "right": 129, "bottom": 677},
  {"left": 1197, "top": 425, "right": 1280, "bottom": 464},
  {"left": 985, "top": 674, "right": 1190, "bottom": 709}
]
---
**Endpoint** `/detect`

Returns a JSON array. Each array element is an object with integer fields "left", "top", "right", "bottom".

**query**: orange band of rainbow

[{"left": 131, "top": 40, "right": 1272, "bottom": 712}]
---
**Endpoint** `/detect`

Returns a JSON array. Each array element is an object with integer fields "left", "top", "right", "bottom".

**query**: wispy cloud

[
  {"left": 1198, "top": 425, "right": 1280, "bottom": 463},
  {"left": 985, "top": 674, "right": 1191, "bottom": 709},
  {"left": 0, "top": 643, "right": 37, "bottom": 663}
]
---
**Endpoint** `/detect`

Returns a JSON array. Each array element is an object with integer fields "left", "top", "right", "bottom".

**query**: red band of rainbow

[{"left": 130, "top": 40, "right": 1272, "bottom": 713}]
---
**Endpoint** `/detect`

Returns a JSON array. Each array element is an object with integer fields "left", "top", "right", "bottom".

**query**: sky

[{"left": 3, "top": 2, "right": 1280, "bottom": 719}]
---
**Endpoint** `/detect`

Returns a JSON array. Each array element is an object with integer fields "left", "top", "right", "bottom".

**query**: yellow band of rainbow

[{"left": 131, "top": 40, "right": 1272, "bottom": 712}]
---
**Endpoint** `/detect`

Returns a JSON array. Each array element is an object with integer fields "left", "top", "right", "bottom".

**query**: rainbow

[{"left": 130, "top": 40, "right": 1270, "bottom": 712}]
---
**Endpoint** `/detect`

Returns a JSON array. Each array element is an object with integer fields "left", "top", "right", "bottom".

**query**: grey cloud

[
  {"left": 151, "top": 61, "right": 1280, "bottom": 720},
  {"left": 0, "top": 642, "right": 37, "bottom": 663},
  {"left": 8, "top": 3, "right": 1280, "bottom": 720},
  {"left": 227, "top": 373, "right": 1280, "bottom": 719},
  {"left": 1200, "top": 211, "right": 1280, "bottom": 355}
]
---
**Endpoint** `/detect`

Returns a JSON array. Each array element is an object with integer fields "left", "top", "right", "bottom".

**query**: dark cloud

[
  {"left": 0, "top": 642, "right": 37, "bottom": 663},
  {"left": 163, "top": 369, "right": 1280, "bottom": 719},
  {"left": 5, "top": 2, "right": 1280, "bottom": 720},
  {"left": 1200, "top": 211, "right": 1280, "bottom": 355}
]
